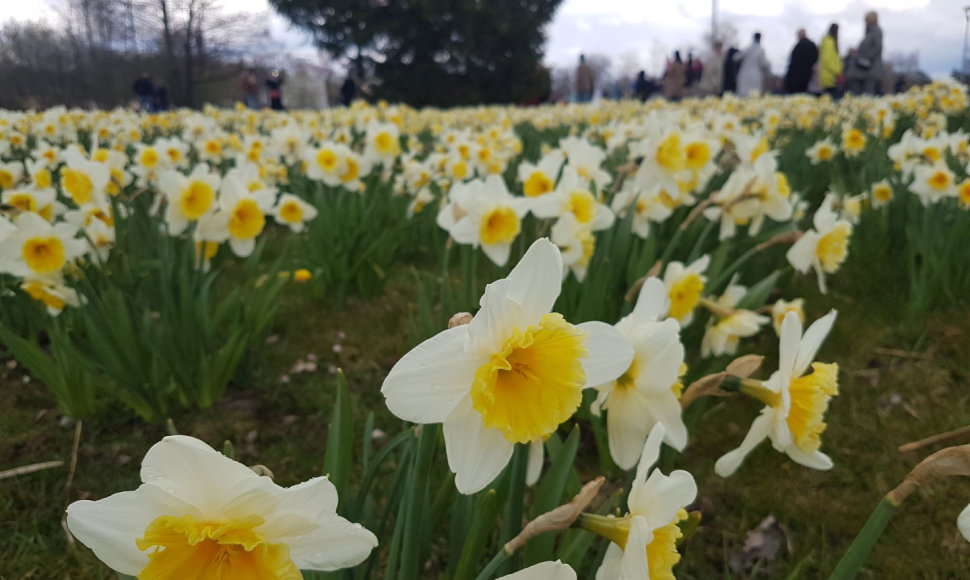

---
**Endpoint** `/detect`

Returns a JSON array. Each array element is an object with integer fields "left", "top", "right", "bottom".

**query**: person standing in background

[
  {"left": 576, "top": 54, "right": 595, "bottom": 103},
  {"left": 132, "top": 73, "right": 155, "bottom": 112},
  {"left": 699, "top": 41, "right": 724, "bottom": 96},
  {"left": 722, "top": 46, "right": 740, "bottom": 94},
  {"left": 340, "top": 76, "right": 357, "bottom": 106},
  {"left": 735, "top": 33, "right": 770, "bottom": 97},
  {"left": 856, "top": 11, "right": 883, "bottom": 94},
  {"left": 266, "top": 70, "right": 285, "bottom": 110},
  {"left": 663, "top": 51, "right": 687, "bottom": 101},
  {"left": 784, "top": 29, "right": 818, "bottom": 94},
  {"left": 241, "top": 68, "right": 260, "bottom": 109},
  {"left": 819, "top": 23, "right": 844, "bottom": 98}
]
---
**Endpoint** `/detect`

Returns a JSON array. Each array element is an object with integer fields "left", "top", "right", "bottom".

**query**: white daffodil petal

[
  {"left": 444, "top": 397, "right": 515, "bottom": 495},
  {"left": 66, "top": 484, "right": 194, "bottom": 575},
  {"left": 285, "top": 515, "right": 379, "bottom": 571},
  {"left": 503, "top": 238, "right": 564, "bottom": 317},
  {"left": 229, "top": 236, "right": 256, "bottom": 257},
  {"left": 618, "top": 515, "right": 652, "bottom": 580},
  {"left": 715, "top": 411, "right": 774, "bottom": 477},
  {"left": 958, "top": 504, "right": 970, "bottom": 542},
  {"left": 630, "top": 469, "right": 698, "bottom": 530},
  {"left": 635, "top": 423, "right": 666, "bottom": 483},
  {"left": 275, "top": 476, "right": 340, "bottom": 521},
  {"left": 633, "top": 320, "right": 683, "bottom": 391},
  {"left": 606, "top": 388, "right": 654, "bottom": 471},
  {"left": 577, "top": 321, "right": 634, "bottom": 387},
  {"left": 139, "top": 435, "right": 258, "bottom": 511},
  {"left": 785, "top": 446, "right": 834, "bottom": 471},
  {"left": 786, "top": 233, "right": 817, "bottom": 273},
  {"left": 647, "top": 391, "right": 689, "bottom": 451},
  {"left": 526, "top": 439, "right": 544, "bottom": 487},
  {"left": 631, "top": 277, "right": 669, "bottom": 323},
  {"left": 481, "top": 241, "right": 512, "bottom": 267},
  {"left": 499, "top": 560, "right": 577, "bottom": 580},
  {"left": 778, "top": 311, "right": 802, "bottom": 375},
  {"left": 595, "top": 542, "right": 624, "bottom": 580},
  {"left": 794, "top": 310, "right": 837, "bottom": 377},
  {"left": 382, "top": 325, "right": 480, "bottom": 423}
]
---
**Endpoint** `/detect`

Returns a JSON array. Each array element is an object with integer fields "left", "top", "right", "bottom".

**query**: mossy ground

[{"left": 1, "top": 260, "right": 969, "bottom": 579}]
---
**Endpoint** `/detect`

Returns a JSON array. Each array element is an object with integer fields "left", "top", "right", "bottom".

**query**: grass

[{"left": 2, "top": 256, "right": 970, "bottom": 579}]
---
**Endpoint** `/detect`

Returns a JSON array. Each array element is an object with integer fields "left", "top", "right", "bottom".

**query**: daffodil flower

[
  {"left": 531, "top": 168, "right": 615, "bottom": 231},
  {"left": 66, "top": 435, "right": 378, "bottom": 578},
  {"left": 700, "top": 283, "right": 770, "bottom": 358},
  {"left": 158, "top": 165, "right": 221, "bottom": 235},
  {"left": 582, "top": 424, "right": 697, "bottom": 579},
  {"left": 786, "top": 194, "right": 852, "bottom": 294},
  {"left": 910, "top": 162, "right": 957, "bottom": 206},
  {"left": 196, "top": 175, "right": 275, "bottom": 257},
  {"left": 550, "top": 213, "right": 596, "bottom": 282},
  {"left": 517, "top": 150, "right": 563, "bottom": 198},
  {"left": 662, "top": 255, "right": 710, "bottom": 327},
  {"left": 446, "top": 175, "right": 530, "bottom": 267},
  {"left": 381, "top": 238, "right": 632, "bottom": 494},
  {"left": 592, "top": 278, "right": 688, "bottom": 469},
  {"left": 0, "top": 212, "right": 85, "bottom": 278},
  {"left": 273, "top": 193, "right": 319, "bottom": 233},
  {"left": 715, "top": 310, "right": 839, "bottom": 477}
]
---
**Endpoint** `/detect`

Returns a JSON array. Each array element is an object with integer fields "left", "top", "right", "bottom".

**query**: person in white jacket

[{"left": 735, "top": 32, "right": 770, "bottom": 97}]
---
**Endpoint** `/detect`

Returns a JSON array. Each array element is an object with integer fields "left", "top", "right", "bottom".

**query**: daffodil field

[{"left": 2, "top": 81, "right": 970, "bottom": 579}]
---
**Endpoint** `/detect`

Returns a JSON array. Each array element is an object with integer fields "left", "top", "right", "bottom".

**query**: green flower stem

[
  {"left": 472, "top": 549, "right": 510, "bottom": 580},
  {"left": 453, "top": 490, "right": 501, "bottom": 580},
  {"left": 499, "top": 445, "right": 529, "bottom": 575},
  {"left": 398, "top": 424, "right": 439, "bottom": 580},
  {"left": 828, "top": 496, "right": 899, "bottom": 580}
]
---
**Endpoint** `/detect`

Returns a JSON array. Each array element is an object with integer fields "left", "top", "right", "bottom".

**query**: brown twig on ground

[
  {"left": 898, "top": 425, "right": 970, "bottom": 454},
  {"left": 65, "top": 420, "right": 82, "bottom": 492},
  {"left": 0, "top": 460, "right": 65, "bottom": 481},
  {"left": 871, "top": 347, "right": 932, "bottom": 360}
]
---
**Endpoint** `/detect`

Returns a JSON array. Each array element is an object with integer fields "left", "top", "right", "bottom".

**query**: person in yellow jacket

[{"left": 819, "top": 23, "right": 843, "bottom": 97}]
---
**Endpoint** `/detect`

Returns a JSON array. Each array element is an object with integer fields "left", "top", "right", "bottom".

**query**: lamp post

[
  {"left": 712, "top": 0, "right": 719, "bottom": 43},
  {"left": 964, "top": 6, "right": 970, "bottom": 75}
]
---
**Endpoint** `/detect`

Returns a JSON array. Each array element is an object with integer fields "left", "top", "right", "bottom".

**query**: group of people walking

[
  {"left": 240, "top": 68, "right": 286, "bottom": 110},
  {"left": 782, "top": 11, "right": 883, "bottom": 97},
  {"left": 656, "top": 10, "right": 884, "bottom": 100}
]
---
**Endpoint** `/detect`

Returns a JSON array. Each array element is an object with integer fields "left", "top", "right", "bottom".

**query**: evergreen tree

[{"left": 269, "top": 0, "right": 562, "bottom": 107}]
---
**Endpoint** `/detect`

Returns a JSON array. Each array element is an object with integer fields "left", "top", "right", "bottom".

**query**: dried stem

[{"left": 898, "top": 425, "right": 970, "bottom": 454}]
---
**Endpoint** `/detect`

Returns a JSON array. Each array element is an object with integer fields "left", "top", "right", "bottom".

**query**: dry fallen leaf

[{"left": 729, "top": 515, "right": 789, "bottom": 575}]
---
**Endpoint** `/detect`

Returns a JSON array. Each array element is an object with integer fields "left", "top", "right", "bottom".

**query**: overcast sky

[{"left": 2, "top": 0, "right": 964, "bottom": 76}]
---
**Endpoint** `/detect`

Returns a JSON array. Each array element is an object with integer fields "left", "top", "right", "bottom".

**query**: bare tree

[{"left": 0, "top": 0, "right": 268, "bottom": 109}]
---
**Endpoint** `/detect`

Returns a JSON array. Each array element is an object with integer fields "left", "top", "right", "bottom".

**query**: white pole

[
  {"left": 712, "top": 0, "right": 719, "bottom": 43},
  {"left": 964, "top": 6, "right": 970, "bottom": 75}
]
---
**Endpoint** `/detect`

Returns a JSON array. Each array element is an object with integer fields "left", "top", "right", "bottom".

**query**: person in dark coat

[
  {"left": 340, "top": 76, "right": 357, "bottom": 106},
  {"left": 132, "top": 73, "right": 155, "bottom": 112},
  {"left": 633, "top": 70, "right": 656, "bottom": 102},
  {"left": 784, "top": 28, "right": 819, "bottom": 93},
  {"left": 266, "top": 70, "right": 285, "bottom": 110},
  {"left": 722, "top": 47, "right": 740, "bottom": 94}
]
